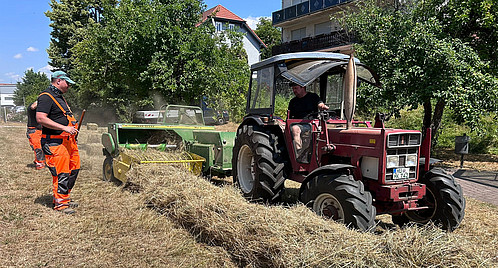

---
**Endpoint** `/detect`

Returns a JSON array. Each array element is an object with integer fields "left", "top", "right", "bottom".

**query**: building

[
  {"left": 271, "top": 0, "right": 356, "bottom": 55},
  {"left": 0, "top": 84, "right": 16, "bottom": 107},
  {"left": 198, "top": 5, "right": 267, "bottom": 66}
]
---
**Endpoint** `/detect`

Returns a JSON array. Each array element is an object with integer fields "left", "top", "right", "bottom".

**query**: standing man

[
  {"left": 26, "top": 101, "right": 45, "bottom": 169},
  {"left": 36, "top": 71, "right": 80, "bottom": 214}
]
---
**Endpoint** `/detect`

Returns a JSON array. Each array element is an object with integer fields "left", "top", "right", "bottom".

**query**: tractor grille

[
  {"left": 385, "top": 148, "right": 418, "bottom": 182},
  {"left": 387, "top": 133, "right": 421, "bottom": 148}
]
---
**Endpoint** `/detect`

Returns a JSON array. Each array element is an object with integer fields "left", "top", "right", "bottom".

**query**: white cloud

[
  {"left": 27, "top": 46, "right": 39, "bottom": 52},
  {"left": 5, "top": 72, "right": 21, "bottom": 82},
  {"left": 14, "top": 53, "right": 23, "bottom": 59},
  {"left": 244, "top": 16, "right": 269, "bottom": 30},
  {"left": 37, "top": 65, "right": 53, "bottom": 78}
]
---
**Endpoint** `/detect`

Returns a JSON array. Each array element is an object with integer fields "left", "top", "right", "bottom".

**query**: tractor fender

[
  {"left": 299, "top": 164, "right": 356, "bottom": 195},
  {"left": 236, "top": 116, "right": 286, "bottom": 142},
  {"left": 237, "top": 116, "right": 265, "bottom": 130}
]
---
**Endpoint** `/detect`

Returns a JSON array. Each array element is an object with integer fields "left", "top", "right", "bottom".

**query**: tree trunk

[
  {"left": 422, "top": 99, "right": 446, "bottom": 149},
  {"left": 431, "top": 100, "right": 446, "bottom": 147}
]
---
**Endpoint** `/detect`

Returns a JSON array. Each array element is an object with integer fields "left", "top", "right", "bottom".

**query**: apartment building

[{"left": 272, "top": 0, "right": 356, "bottom": 55}]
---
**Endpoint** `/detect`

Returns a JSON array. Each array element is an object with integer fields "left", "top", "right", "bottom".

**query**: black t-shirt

[
  {"left": 27, "top": 105, "right": 41, "bottom": 129},
  {"left": 288, "top": 92, "right": 323, "bottom": 119},
  {"left": 37, "top": 85, "right": 71, "bottom": 135}
]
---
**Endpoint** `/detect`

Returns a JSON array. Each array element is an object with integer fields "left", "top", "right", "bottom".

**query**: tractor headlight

[
  {"left": 406, "top": 154, "right": 418, "bottom": 167},
  {"left": 386, "top": 155, "right": 399, "bottom": 168}
]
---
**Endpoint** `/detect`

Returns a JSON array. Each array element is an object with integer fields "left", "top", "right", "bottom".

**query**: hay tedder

[
  {"left": 101, "top": 105, "right": 235, "bottom": 182},
  {"left": 232, "top": 52, "right": 465, "bottom": 231}
]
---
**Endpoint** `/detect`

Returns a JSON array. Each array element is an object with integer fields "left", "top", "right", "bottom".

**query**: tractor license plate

[{"left": 393, "top": 168, "right": 410, "bottom": 180}]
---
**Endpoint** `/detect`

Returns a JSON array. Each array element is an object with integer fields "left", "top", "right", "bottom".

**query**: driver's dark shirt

[{"left": 288, "top": 92, "right": 323, "bottom": 119}]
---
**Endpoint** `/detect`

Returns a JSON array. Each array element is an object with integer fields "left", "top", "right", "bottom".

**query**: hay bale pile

[{"left": 126, "top": 165, "right": 498, "bottom": 267}]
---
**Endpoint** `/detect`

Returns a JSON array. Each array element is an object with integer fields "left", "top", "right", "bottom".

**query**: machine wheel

[
  {"left": 232, "top": 124, "right": 287, "bottom": 202},
  {"left": 300, "top": 173, "right": 376, "bottom": 231},
  {"left": 103, "top": 157, "right": 117, "bottom": 182},
  {"left": 394, "top": 168, "right": 465, "bottom": 231}
]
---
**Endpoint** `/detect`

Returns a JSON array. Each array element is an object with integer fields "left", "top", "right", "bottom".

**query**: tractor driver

[{"left": 288, "top": 82, "right": 329, "bottom": 161}]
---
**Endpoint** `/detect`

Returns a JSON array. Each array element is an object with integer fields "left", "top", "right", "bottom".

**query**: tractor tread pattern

[
  {"left": 301, "top": 173, "right": 376, "bottom": 231},
  {"left": 233, "top": 125, "right": 288, "bottom": 202}
]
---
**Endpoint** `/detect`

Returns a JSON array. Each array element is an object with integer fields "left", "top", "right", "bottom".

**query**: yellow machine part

[{"left": 113, "top": 149, "right": 205, "bottom": 182}]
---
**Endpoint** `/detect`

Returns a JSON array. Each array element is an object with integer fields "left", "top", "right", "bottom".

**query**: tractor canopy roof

[{"left": 251, "top": 52, "right": 380, "bottom": 87}]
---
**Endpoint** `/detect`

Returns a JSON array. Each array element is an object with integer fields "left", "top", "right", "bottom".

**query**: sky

[{"left": 0, "top": 0, "right": 280, "bottom": 85}]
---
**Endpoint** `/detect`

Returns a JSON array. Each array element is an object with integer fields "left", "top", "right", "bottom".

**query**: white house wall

[
  {"left": 243, "top": 32, "right": 262, "bottom": 66},
  {"left": 0, "top": 85, "right": 16, "bottom": 107}
]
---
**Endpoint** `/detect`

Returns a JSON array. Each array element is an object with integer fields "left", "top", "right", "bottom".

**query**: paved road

[{"left": 449, "top": 169, "right": 498, "bottom": 206}]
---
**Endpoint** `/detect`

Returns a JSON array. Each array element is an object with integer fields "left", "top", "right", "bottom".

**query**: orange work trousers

[
  {"left": 43, "top": 136, "right": 80, "bottom": 210},
  {"left": 27, "top": 128, "right": 45, "bottom": 169}
]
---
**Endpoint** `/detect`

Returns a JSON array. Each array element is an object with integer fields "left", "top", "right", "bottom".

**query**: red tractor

[{"left": 232, "top": 52, "right": 465, "bottom": 231}]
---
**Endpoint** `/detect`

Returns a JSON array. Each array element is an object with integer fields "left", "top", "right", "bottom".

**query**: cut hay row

[{"left": 126, "top": 165, "right": 498, "bottom": 267}]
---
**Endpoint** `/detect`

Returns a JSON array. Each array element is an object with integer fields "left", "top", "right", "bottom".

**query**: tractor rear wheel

[
  {"left": 232, "top": 124, "right": 287, "bottom": 202},
  {"left": 300, "top": 173, "right": 376, "bottom": 231},
  {"left": 393, "top": 168, "right": 465, "bottom": 231}
]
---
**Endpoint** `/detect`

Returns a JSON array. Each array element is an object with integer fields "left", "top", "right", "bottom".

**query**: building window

[
  {"left": 5, "top": 97, "right": 13, "bottom": 101},
  {"left": 216, "top": 21, "right": 223, "bottom": 32},
  {"left": 229, "top": 23, "right": 235, "bottom": 30},
  {"left": 314, "top": 21, "right": 332, "bottom": 36},
  {"left": 291, "top": 27, "right": 306, "bottom": 41}
]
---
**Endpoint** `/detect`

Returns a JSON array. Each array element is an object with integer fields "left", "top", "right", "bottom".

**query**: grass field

[{"left": 0, "top": 122, "right": 497, "bottom": 267}]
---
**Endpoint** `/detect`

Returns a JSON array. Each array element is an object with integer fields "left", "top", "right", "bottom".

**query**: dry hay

[
  {"left": 0, "top": 123, "right": 235, "bottom": 267},
  {"left": 126, "top": 165, "right": 498, "bottom": 267},
  {"left": 2, "top": 123, "right": 498, "bottom": 267}
]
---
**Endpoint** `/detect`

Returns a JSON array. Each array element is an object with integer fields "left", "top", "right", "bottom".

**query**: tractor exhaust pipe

[{"left": 344, "top": 54, "right": 357, "bottom": 129}]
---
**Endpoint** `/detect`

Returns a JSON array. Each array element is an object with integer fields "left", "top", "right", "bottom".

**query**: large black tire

[
  {"left": 232, "top": 124, "right": 287, "bottom": 202},
  {"left": 300, "top": 173, "right": 376, "bottom": 231},
  {"left": 393, "top": 168, "right": 465, "bottom": 231}
]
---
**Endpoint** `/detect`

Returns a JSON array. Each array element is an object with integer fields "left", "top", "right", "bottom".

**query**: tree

[
  {"left": 71, "top": 0, "right": 249, "bottom": 121},
  {"left": 254, "top": 17, "right": 281, "bottom": 59},
  {"left": 338, "top": 0, "right": 498, "bottom": 146},
  {"left": 417, "top": 0, "right": 498, "bottom": 75},
  {"left": 45, "top": 0, "right": 113, "bottom": 72},
  {"left": 13, "top": 70, "right": 50, "bottom": 108}
]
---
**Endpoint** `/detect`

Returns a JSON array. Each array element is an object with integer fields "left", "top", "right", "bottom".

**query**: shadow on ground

[{"left": 34, "top": 194, "right": 53, "bottom": 208}]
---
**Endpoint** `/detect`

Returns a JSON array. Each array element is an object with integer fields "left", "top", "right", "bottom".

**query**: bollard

[{"left": 455, "top": 134, "right": 470, "bottom": 168}]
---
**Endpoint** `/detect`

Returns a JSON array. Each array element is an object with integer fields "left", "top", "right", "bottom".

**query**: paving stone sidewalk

[{"left": 447, "top": 168, "right": 498, "bottom": 206}]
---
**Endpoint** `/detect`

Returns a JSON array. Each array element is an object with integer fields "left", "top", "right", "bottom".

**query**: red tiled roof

[
  {"left": 199, "top": 5, "right": 245, "bottom": 25},
  {"left": 197, "top": 5, "right": 266, "bottom": 47}
]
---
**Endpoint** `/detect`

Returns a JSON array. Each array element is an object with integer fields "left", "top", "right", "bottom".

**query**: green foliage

[
  {"left": 274, "top": 94, "right": 292, "bottom": 119},
  {"left": 13, "top": 69, "right": 50, "bottom": 108},
  {"left": 67, "top": 0, "right": 248, "bottom": 121},
  {"left": 384, "top": 105, "right": 423, "bottom": 131},
  {"left": 46, "top": 0, "right": 112, "bottom": 72},
  {"left": 254, "top": 17, "right": 281, "bottom": 59},
  {"left": 338, "top": 0, "right": 498, "bottom": 145},
  {"left": 417, "top": 0, "right": 498, "bottom": 75}
]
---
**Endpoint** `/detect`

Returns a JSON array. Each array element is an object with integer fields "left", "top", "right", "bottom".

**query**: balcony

[
  {"left": 272, "top": 30, "right": 356, "bottom": 55},
  {"left": 272, "top": 0, "right": 354, "bottom": 26}
]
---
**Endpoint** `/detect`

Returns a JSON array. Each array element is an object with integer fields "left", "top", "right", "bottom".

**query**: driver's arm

[{"left": 318, "top": 102, "right": 329, "bottom": 110}]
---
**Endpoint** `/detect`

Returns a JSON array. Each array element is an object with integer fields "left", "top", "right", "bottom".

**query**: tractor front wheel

[
  {"left": 232, "top": 124, "right": 287, "bottom": 202},
  {"left": 394, "top": 168, "right": 465, "bottom": 231},
  {"left": 300, "top": 173, "right": 376, "bottom": 231}
]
